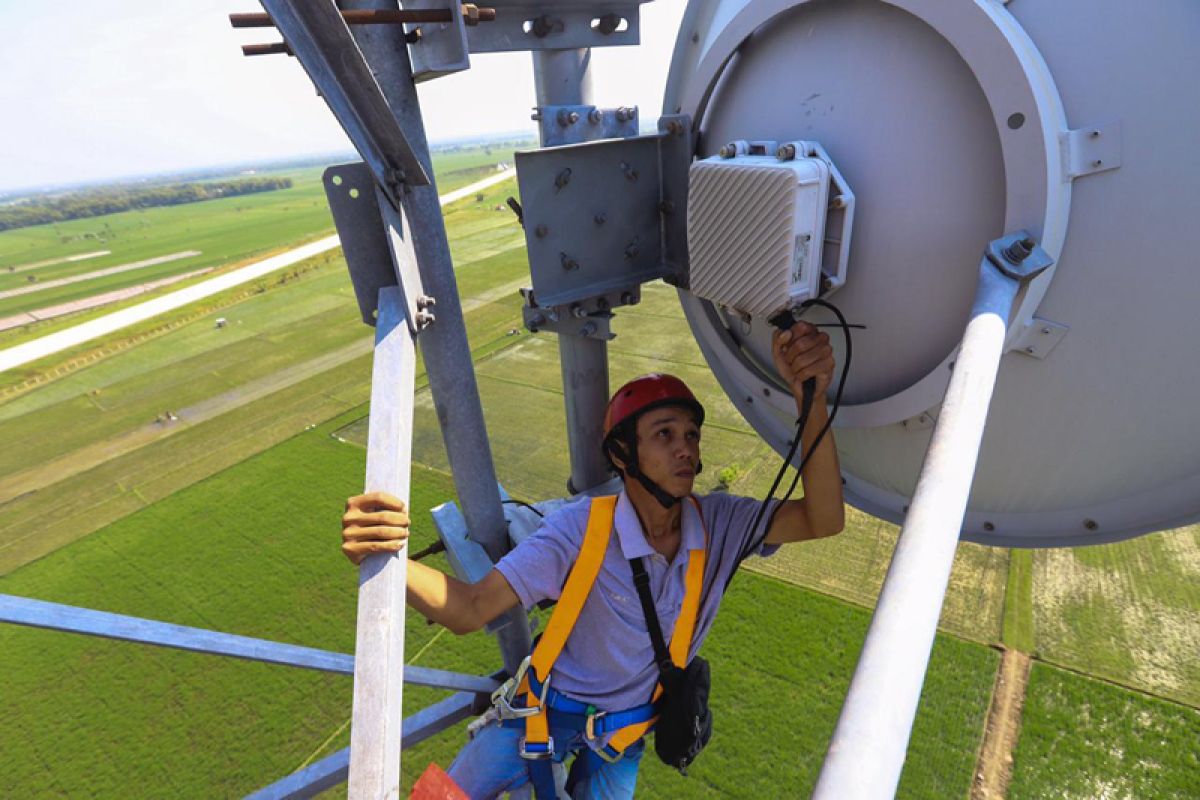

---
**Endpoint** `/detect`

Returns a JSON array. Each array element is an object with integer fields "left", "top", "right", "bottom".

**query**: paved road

[{"left": 0, "top": 167, "right": 517, "bottom": 374}]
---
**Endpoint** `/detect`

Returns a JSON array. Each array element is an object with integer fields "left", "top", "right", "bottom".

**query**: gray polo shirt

[{"left": 496, "top": 490, "right": 780, "bottom": 713}]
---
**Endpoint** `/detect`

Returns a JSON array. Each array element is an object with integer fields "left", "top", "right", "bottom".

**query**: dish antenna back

[{"left": 667, "top": 0, "right": 1200, "bottom": 548}]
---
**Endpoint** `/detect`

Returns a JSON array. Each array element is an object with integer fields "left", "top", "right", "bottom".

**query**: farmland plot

[
  {"left": 1032, "top": 526, "right": 1200, "bottom": 706},
  {"left": 1009, "top": 662, "right": 1200, "bottom": 799}
]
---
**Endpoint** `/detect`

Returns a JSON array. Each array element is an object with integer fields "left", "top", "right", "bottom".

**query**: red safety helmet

[{"left": 603, "top": 373, "right": 705, "bottom": 438}]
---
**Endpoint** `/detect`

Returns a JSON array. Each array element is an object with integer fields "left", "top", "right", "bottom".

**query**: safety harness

[{"left": 490, "top": 494, "right": 708, "bottom": 798}]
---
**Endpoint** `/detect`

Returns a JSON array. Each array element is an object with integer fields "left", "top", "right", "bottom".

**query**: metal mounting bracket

[
  {"left": 536, "top": 105, "right": 639, "bottom": 147},
  {"left": 323, "top": 162, "right": 431, "bottom": 334},
  {"left": 514, "top": 114, "right": 692, "bottom": 310},
  {"left": 405, "top": 0, "right": 471, "bottom": 82},
  {"left": 260, "top": 0, "right": 429, "bottom": 205},
  {"left": 521, "top": 287, "right": 619, "bottom": 341},
  {"left": 1011, "top": 316, "right": 1069, "bottom": 359},
  {"left": 1061, "top": 121, "right": 1122, "bottom": 180},
  {"left": 431, "top": 487, "right": 520, "bottom": 634},
  {"left": 405, "top": 1, "right": 647, "bottom": 81}
]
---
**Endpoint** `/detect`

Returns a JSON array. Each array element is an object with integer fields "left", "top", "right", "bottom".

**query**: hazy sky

[{"left": 0, "top": 0, "right": 686, "bottom": 192}]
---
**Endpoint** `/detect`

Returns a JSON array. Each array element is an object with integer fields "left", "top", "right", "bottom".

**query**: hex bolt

[
  {"left": 829, "top": 195, "right": 847, "bottom": 210},
  {"left": 530, "top": 109, "right": 542, "bottom": 121},
  {"left": 554, "top": 168, "right": 572, "bottom": 191},
  {"left": 1024, "top": 346, "right": 1036, "bottom": 354},
  {"left": 624, "top": 242, "right": 640, "bottom": 260},
  {"left": 665, "top": 120, "right": 685, "bottom": 136},
  {"left": 776, "top": 143, "right": 796, "bottom": 161},
  {"left": 560, "top": 253, "right": 579, "bottom": 271},
  {"left": 1084, "top": 518, "right": 1099, "bottom": 531},
  {"left": 587, "top": 108, "right": 602, "bottom": 125},
  {"left": 620, "top": 292, "right": 635, "bottom": 305},
  {"left": 1092, "top": 159, "right": 1104, "bottom": 168},
  {"left": 405, "top": 28, "right": 423, "bottom": 44},
  {"left": 570, "top": 304, "right": 587, "bottom": 319},
  {"left": 1041, "top": 327, "right": 1051, "bottom": 335},
  {"left": 1002, "top": 236, "right": 1036, "bottom": 264},
  {"left": 619, "top": 162, "right": 638, "bottom": 182},
  {"left": 529, "top": 313, "right": 547, "bottom": 327},
  {"left": 535, "top": 224, "right": 548, "bottom": 238},
  {"left": 415, "top": 310, "right": 436, "bottom": 328},
  {"left": 1090, "top": 130, "right": 1101, "bottom": 138},
  {"left": 615, "top": 107, "right": 635, "bottom": 123},
  {"left": 983, "top": 521, "right": 996, "bottom": 532},
  {"left": 593, "top": 13, "right": 621, "bottom": 35},
  {"left": 659, "top": 200, "right": 675, "bottom": 215},
  {"left": 557, "top": 108, "right": 579, "bottom": 126},
  {"left": 595, "top": 297, "right": 610, "bottom": 311},
  {"left": 719, "top": 143, "right": 737, "bottom": 159},
  {"left": 593, "top": 212, "right": 606, "bottom": 226},
  {"left": 579, "top": 321, "right": 598, "bottom": 337},
  {"left": 416, "top": 294, "right": 436, "bottom": 310}
]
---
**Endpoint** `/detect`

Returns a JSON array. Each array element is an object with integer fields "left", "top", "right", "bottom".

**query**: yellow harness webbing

[{"left": 520, "top": 494, "right": 708, "bottom": 757}]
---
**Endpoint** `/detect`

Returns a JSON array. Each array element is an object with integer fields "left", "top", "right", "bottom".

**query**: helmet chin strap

[
  {"left": 628, "top": 463, "right": 681, "bottom": 509},
  {"left": 617, "top": 432, "right": 683, "bottom": 509}
]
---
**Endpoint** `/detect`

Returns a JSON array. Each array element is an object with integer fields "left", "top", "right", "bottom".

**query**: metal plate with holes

[
  {"left": 323, "top": 163, "right": 396, "bottom": 326},
  {"left": 667, "top": 0, "right": 1200, "bottom": 546},
  {"left": 515, "top": 120, "right": 690, "bottom": 307},
  {"left": 537, "top": 105, "right": 639, "bottom": 147},
  {"left": 460, "top": 1, "right": 644, "bottom": 53},
  {"left": 404, "top": 0, "right": 471, "bottom": 82},
  {"left": 260, "top": 0, "right": 428, "bottom": 202}
]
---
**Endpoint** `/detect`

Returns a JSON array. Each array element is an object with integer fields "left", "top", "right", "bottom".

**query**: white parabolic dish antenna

[{"left": 665, "top": 0, "right": 1200, "bottom": 548}]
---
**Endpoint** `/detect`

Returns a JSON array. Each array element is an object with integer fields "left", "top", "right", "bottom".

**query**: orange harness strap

[{"left": 521, "top": 495, "right": 708, "bottom": 758}]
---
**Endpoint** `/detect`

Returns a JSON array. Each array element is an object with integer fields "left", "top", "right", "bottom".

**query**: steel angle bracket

[
  {"left": 404, "top": 0, "right": 471, "bottom": 82},
  {"left": 462, "top": 0, "right": 644, "bottom": 54},
  {"left": 431, "top": 488, "right": 514, "bottom": 634},
  {"left": 537, "top": 105, "right": 639, "bottom": 147},
  {"left": 323, "top": 162, "right": 430, "bottom": 334},
  {"left": 406, "top": 1, "right": 648, "bottom": 80},
  {"left": 260, "top": 0, "right": 429, "bottom": 205},
  {"left": 515, "top": 114, "right": 692, "bottom": 310}
]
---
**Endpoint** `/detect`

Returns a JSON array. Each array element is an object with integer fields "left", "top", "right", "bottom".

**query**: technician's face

[{"left": 635, "top": 406, "right": 702, "bottom": 496}]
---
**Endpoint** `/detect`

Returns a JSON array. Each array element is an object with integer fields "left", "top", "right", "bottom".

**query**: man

[{"left": 340, "top": 320, "right": 844, "bottom": 798}]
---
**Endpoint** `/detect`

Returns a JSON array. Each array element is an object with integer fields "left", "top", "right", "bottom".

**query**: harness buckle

[
  {"left": 584, "top": 710, "right": 607, "bottom": 742},
  {"left": 518, "top": 735, "right": 555, "bottom": 760},
  {"left": 491, "top": 655, "right": 552, "bottom": 720},
  {"left": 585, "top": 712, "right": 626, "bottom": 763}
]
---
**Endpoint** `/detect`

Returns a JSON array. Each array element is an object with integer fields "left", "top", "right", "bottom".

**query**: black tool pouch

[{"left": 630, "top": 557, "right": 713, "bottom": 774}]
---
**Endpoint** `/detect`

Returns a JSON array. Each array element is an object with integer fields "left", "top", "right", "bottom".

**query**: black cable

[
  {"left": 410, "top": 539, "right": 447, "bottom": 562},
  {"left": 733, "top": 298, "right": 856, "bottom": 569},
  {"left": 502, "top": 498, "right": 545, "bottom": 518}
]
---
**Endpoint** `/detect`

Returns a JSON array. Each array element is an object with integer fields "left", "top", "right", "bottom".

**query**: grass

[
  {"left": 1009, "top": 662, "right": 1200, "bottom": 799},
  {"left": 0, "top": 416, "right": 997, "bottom": 798},
  {"left": 1003, "top": 548, "right": 1035, "bottom": 652},
  {"left": 0, "top": 183, "right": 529, "bottom": 575},
  {"left": 0, "top": 146, "right": 517, "bottom": 348},
  {"left": 1030, "top": 527, "right": 1200, "bottom": 707}
]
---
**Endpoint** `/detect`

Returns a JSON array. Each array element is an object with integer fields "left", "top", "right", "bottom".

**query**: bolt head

[
  {"left": 535, "top": 224, "right": 548, "bottom": 238},
  {"left": 719, "top": 144, "right": 736, "bottom": 159},
  {"left": 593, "top": 213, "right": 606, "bottom": 225}
]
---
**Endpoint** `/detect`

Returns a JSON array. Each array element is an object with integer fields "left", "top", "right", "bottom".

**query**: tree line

[{"left": 0, "top": 177, "right": 293, "bottom": 232}]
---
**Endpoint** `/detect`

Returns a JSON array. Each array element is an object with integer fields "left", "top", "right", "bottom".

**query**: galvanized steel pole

[
  {"left": 349, "top": 286, "right": 416, "bottom": 800},
  {"left": 531, "top": 48, "right": 614, "bottom": 493},
  {"left": 342, "top": 0, "right": 531, "bottom": 676},
  {"left": 812, "top": 258, "right": 1027, "bottom": 799}
]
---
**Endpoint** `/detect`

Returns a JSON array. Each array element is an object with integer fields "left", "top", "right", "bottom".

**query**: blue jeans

[{"left": 446, "top": 720, "right": 645, "bottom": 799}]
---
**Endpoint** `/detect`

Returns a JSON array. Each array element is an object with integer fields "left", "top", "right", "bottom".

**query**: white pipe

[
  {"left": 348, "top": 286, "right": 416, "bottom": 800},
  {"left": 812, "top": 261, "right": 1021, "bottom": 799}
]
